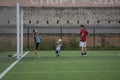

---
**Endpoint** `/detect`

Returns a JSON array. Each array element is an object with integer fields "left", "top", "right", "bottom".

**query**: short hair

[
  {"left": 33, "top": 29, "right": 35, "bottom": 32},
  {"left": 33, "top": 29, "right": 38, "bottom": 32},
  {"left": 80, "top": 24, "right": 84, "bottom": 28}
]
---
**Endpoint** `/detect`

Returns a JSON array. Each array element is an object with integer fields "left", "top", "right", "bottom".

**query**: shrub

[{"left": 68, "top": 34, "right": 79, "bottom": 50}]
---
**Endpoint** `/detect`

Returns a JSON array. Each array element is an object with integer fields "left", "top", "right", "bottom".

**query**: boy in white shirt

[{"left": 55, "top": 39, "right": 63, "bottom": 57}]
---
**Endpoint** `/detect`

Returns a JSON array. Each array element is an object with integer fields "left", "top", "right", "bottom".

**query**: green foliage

[
  {"left": 62, "top": 41, "right": 69, "bottom": 50},
  {"left": 40, "top": 38, "right": 56, "bottom": 50},
  {"left": 88, "top": 46, "right": 120, "bottom": 51},
  {"left": 23, "top": 35, "right": 120, "bottom": 51},
  {"left": 68, "top": 34, "right": 79, "bottom": 50}
]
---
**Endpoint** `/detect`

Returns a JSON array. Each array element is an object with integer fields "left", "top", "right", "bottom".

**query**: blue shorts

[{"left": 56, "top": 50, "right": 60, "bottom": 54}]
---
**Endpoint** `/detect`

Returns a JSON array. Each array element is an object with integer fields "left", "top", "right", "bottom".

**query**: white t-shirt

[{"left": 56, "top": 43, "right": 62, "bottom": 50}]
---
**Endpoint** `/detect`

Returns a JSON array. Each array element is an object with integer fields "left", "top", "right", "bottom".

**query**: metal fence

[{"left": 0, "top": 26, "right": 120, "bottom": 51}]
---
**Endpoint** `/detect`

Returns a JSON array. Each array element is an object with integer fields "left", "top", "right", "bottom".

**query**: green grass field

[
  {"left": 1, "top": 51, "right": 120, "bottom": 80},
  {"left": 0, "top": 51, "right": 16, "bottom": 73}
]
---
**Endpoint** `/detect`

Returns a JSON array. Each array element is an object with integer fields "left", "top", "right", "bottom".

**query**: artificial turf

[{"left": 1, "top": 51, "right": 120, "bottom": 80}]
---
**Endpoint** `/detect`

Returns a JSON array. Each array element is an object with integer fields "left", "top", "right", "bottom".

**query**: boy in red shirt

[{"left": 79, "top": 25, "right": 88, "bottom": 56}]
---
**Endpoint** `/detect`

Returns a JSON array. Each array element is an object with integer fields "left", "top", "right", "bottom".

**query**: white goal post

[{"left": 16, "top": 3, "right": 23, "bottom": 60}]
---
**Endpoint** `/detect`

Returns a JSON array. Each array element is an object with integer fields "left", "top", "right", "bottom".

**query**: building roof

[{"left": 0, "top": 0, "right": 120, "bottom": 7}]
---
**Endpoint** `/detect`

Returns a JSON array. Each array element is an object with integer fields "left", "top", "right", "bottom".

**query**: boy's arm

[
  {"left": 61, "top": 43, "right": 63, "bottom": 46},
  {"left": 59, "top": 43, "right": 63, "bottom": 46},
  {"left": 80, "top": 33, "right": 84, "bottom": 41}
]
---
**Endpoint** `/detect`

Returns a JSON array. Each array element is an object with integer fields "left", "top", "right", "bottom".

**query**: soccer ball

[
  {"left": 58, "top": 39, "right": 62, "bottom": 42},
  {"left": 58, "top": 39, "right": 63, "bottom": 44}
]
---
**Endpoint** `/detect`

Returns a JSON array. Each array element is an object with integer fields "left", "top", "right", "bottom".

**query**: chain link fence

[{"left": 0, "top": 26, "right": 120, "bottom": 52}]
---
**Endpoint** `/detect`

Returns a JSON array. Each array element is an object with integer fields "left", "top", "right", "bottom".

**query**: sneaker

[
  {"left": 80, "top": 53, "right": 84, "bottom": 57},
  {"left": 58, "top": 54, "right": 60, "bottom": 57},
  {"left": 84, "top": 53, "right": 86, "bottom": 56}
]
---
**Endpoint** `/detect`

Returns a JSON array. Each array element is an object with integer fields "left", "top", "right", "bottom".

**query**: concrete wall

[{"left": 0, "top": 7, "right": 120, "bottom": 27}]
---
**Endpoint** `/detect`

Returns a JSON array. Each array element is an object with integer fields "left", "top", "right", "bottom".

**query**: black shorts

[{"left": 35, "top": 42, "right": 39, "bottom": 50}]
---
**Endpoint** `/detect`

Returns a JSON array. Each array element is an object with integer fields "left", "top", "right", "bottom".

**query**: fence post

[
  {"left": 101, "top": 35, "right": 105, "bottom": 47},
  {"left": 60, "top": 26, "right": 63, "bottom": 39},
  {"left": 93, "top": 27, "right": 95, "bottom": 48},
  {"left": 27, "top": 27, "right": 30, "bottom": 49}
]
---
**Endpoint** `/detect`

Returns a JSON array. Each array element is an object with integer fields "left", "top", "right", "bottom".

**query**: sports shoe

[
  {"left": 84, "top": 53, "right": 87, "bottom": 56},
  {"left": 58, "top": 54, "right": 60, "bottom": 57},
  {"left": 81, "top": 53, "right": 84, "bottom": 56}
]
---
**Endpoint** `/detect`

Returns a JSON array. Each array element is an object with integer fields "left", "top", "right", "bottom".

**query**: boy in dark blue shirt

[{"left": 33, "top": 29, "right": 41, "bottom": 58}]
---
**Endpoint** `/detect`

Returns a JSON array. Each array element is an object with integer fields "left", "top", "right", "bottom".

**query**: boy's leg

[
  {"left": 83, "top": 42, "right": 87, "bottom": 56},
  {"left": 81, "top": 47, "right": 84, "bottom": 56},
  {"left": 56, "top": 50, "right": 59, "bottom": 57},
  {"left": 80, "top": 41, "right": 87, "bottom": 56},
  {"left": 35, "top": 50, "right": 38, "bottom": 58},
  {"left": 58, "top": 50, "right": 60, "bottom": 57},
  {"left": 35, "top": 43, "right": 40, "bottom": 58},
  {"left": 80, "top": 41, "right": 84, "bottom": 56},
  {"left": 83, "top": 47, "right": 87, "bottom": 56}
]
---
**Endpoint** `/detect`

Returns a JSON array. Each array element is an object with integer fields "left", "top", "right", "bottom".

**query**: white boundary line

[{"left": 0, "top": 51, "right": 29, "bottom": 80}]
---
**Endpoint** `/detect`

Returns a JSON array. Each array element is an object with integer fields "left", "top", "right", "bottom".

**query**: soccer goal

[{"left": 0, "top": 3, "right": 24, "bottom": 60}]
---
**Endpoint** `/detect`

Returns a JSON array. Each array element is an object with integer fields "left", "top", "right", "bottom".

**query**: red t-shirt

[{"left": 80, "top": 28, "right": 88, "bottom": 42}]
